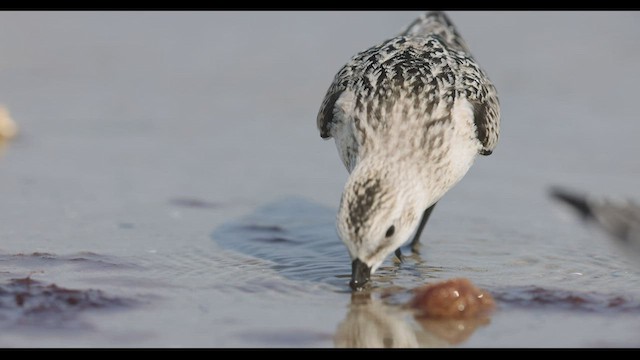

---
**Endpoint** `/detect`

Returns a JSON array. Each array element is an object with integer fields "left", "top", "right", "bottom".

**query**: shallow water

[{"left": 1, "top": 11, "right": 640, "bottom": 347}]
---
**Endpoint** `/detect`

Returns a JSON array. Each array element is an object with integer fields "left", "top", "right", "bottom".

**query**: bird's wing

[
  {"left": 402, "top": 11, "right": 500, "bottom": 155},
  {"left": 453, "top": 54, "right": 501, "bottom": 156},
  {"left": 317, "top": 64, "right": 351, "bottom": 139},
  {"left": 317, "top": 12, "right": 500, "bottom": 156}
]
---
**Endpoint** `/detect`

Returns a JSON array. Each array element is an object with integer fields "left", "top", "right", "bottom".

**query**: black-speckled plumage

[
  {"left": 317, "top": 12, "right": 501, "bottom": 283},
  {"left": 318, "top": 12, "right": 500, "bottom": 168}
]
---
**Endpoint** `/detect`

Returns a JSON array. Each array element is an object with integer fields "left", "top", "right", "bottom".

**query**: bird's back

[
  {"left": 317, "top": 12, "right": 500, "bottom": 173},
  {"left": 401, "top": 11, "right": 472, "bottom": 53}
]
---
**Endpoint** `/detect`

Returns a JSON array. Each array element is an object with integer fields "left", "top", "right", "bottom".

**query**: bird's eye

[{"left": 385, "top": 225, "right": 395, "bottom": 238}]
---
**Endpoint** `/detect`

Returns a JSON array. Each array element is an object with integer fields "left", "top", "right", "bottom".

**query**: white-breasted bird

[{"left": 316, "top": 12, "right": 500, "bottom": 289}]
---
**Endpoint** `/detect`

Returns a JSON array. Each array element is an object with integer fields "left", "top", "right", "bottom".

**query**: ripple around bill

[
  {"left": 211, "top": 197, "right": 351, "bottom": 290},
  {"left": 210, "top": 197, "right": 508, "bottom": 293}
]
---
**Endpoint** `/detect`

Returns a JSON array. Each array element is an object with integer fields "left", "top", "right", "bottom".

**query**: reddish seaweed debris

[
  {"left": 251, "top": 237, "right": 301, "bottom": 244},
  {"left": 0, "top": 276, "right": 135, "bottom": 328},
  {"left": 409, "top": 278, "right": 495, "bottom": 319},
  {"left": 17, "top": 252, "right": 56, "bottom": 258},
  {"left": 241, "top": 224, "right": 286, "bottom": 233},
  {"left": 169, "top": 197, "right": 221, "bottom": 209},
  {"left": 493, "top": 286, "right": 640, "bottom": 313}
]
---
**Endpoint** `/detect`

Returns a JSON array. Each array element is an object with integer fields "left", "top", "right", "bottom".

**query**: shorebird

[
  {"left": 551, "top": 188, "right": 640, "bottom": 255},
  {"left": 316, "top": 12, "right": 500, "bottom": 289}
]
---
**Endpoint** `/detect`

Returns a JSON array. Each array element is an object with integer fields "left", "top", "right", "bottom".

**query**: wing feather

[{"left": 316, "top": 11, "right": 500, "bottom": 156}]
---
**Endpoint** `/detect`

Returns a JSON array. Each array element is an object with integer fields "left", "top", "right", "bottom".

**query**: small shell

[
  {"left": 409, "top": 278, "right": 495, "bottom": 319},
  {"left": 0, "top": 105, "right": 18, "bottom": 139}
]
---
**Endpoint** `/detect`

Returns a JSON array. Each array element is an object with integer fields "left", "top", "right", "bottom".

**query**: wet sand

[{"left": 1, "top": 11, "right": 640, "bottom": 347}]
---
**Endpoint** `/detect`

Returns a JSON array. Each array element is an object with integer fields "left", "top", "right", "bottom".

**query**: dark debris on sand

[{"left": 0, "top": 276, "right": 136, "bottom": 329}]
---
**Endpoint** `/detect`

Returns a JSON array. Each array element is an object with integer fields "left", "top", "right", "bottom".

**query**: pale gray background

[{"left": 1, "top": 11, "right": 639, "bottom": 347}]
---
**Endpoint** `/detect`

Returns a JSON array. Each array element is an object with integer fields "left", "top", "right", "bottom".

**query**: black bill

[{"left": 349, "top": 258, "right": 371, "bottom": 290}]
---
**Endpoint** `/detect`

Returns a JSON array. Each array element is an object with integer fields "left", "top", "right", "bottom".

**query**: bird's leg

[
  {"left": 395, "top": 248, "right": 403, "bottom": 263},
  {"left": 410, "top": 202, "right": 438, "bottom": 252},
  {"left": 395, "top": 202, "right": 438, "bottom": 261}
]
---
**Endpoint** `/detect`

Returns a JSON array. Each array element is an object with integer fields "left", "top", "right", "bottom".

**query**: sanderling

[
  {"left": 551, "top": 188, "right": 640, "bottom": 255},
  {"left": 316, "top": 12, "right": 500, "bottom": 289}
]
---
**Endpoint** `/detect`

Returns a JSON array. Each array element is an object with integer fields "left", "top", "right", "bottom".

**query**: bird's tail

[{"left": 400, "top": 11, "right": 471, "bottom": 53}]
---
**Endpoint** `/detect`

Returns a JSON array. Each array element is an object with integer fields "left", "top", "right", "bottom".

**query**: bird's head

[{"left": 336, "top": 160, "right": 425, "bottom": 290}]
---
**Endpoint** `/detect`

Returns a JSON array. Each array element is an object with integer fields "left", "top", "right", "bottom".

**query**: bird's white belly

[
  {"left": 423, "top": 98, "right": 481, "bottom": 204},
  {"left": 333, "top": 96, "right": 481, "bottom": 206}
]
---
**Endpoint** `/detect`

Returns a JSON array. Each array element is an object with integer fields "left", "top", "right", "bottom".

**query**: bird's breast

[{"left": 340, "top": 97, "right": 480, "bottom": 204}]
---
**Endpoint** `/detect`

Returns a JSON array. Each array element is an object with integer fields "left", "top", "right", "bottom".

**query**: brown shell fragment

[
  {"left": 0, "top": 106, "right": 18, "bottom": 140},
  {"left": 409, "top": 278, "right": 495, "bottom": 319}
]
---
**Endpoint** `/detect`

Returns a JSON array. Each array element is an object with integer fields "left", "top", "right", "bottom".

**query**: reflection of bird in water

[
  {"left": 334, "top": 292, "right": 422, "bottom": 348},
  {"left": 550, "top": 187, "right": 640, "bottom": 254},
  {"left": 316, "top": 11, "right": 500, "bottom": 289},
  {"left": 333, "top": 291, "right": 490, "bottom": 348}
]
